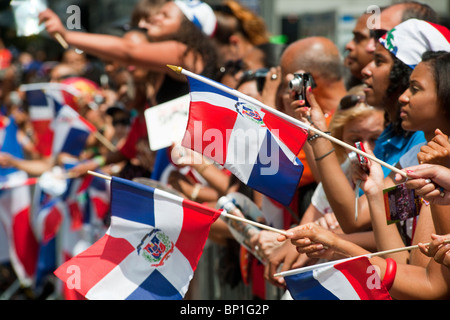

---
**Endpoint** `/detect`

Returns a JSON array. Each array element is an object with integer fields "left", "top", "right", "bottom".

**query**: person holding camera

[{"left": 257, "top": 36, "right": 347, "bottom": 287}]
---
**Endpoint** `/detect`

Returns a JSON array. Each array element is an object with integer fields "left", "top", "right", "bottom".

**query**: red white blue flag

[
  {"left": 284, "top": 257, "right": 392, "bottom": 300},
  {"left": 181, "top": 75, "right": 307, "bottom": 205},
  {"left": 0, "top": 170, "right": 39, "bottom": 286},
  {"left": 54, "top": 176, "right": 220, "bottom": 300},
  {"left": 51, "top": 105, "right": 96, "bottom": 157},
  {"left": 21, "top": 83, "right": 74, "bottom": 157}
]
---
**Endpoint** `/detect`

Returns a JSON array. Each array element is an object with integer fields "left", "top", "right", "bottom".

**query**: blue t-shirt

[
  {"left": 373, "top": 124, "right": 426, "bottom": 177},
  {"left": 398, "top": 142, "right": 426, "bottom": 169}
]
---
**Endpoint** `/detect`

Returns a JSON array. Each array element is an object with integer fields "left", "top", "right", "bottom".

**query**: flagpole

[
  {"left": 167, "top": 65, "right": 407, "bottom": 178},
  {"left": 274, "top": 239, "right": 450, "bottom": 277},
  {"left": 86, "top": 170, "right": 288, "bottom": 235},
  {"left": 93, "top": 131, "right": 117, "bottom": 152},
  {"left": 220, "top": 211, "right": 288, "bottom": 236},
  {"left": 54, "top": 33, "right": 69, "bottom": 49}
]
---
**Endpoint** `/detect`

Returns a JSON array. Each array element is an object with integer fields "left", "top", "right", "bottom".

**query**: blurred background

[{"left": 0, "top": 0, "right": 449, "bottom": 61}]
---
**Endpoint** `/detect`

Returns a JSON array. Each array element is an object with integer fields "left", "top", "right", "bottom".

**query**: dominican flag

[
  {"left": 284, "top": 257, "right": 392, "bottom": 300},
  {"left": 181, "top": 74, "right": 307, "bottom": 205},
  {"left": 51, "top": 105, "right": 96, "bottom": 157},
  {"left": 54, "top": 176, "right": 220, "bottom": 300},
  {"left": 0, "top": 170, "right": 39, "bottom": 286},
  {"left": 21, "top": 83, "right": 77, "bottom": 157},
  {"left": 33, "top": 197, "right": 66, "bottom": 244}
]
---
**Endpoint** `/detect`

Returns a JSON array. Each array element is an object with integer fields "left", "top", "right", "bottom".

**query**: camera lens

[{"left": 289, "top": 77, "right": 303, "bottom": 91}]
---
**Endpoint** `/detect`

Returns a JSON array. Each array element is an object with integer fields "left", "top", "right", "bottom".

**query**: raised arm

[
  {"left": 39, "top": 9, "right": 194, "bottom": 75},
  {"left": 282, "top": 223, "right": 450, "bottom": 299},
  {"left": 295, "top": 88, "right": 372, "bottom": 233}
]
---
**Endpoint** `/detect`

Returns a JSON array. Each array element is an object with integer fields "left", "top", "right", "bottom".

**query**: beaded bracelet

[
  {"left": 382, "top": 258, "right": 397, "bottom": 291},
  {"left": 307, "top": 131, "right": 331, "bottom": 143}
]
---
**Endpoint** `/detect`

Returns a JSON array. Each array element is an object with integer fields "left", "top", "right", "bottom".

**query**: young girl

[
  {"left": 292, "top": 19, "right": 450, "bottom": 236},
  {"left": 281, "top": 51, "right": 450, "bottom": 300},
  {"left": 250, "top": 85, "right": 385, "bottom": 288}
]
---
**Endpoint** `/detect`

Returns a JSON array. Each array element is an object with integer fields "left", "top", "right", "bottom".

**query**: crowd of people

[{"left": 1, "top": 0, "right": 450, "bottom": 300}]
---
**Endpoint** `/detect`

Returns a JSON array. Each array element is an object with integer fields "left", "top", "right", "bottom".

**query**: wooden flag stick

[
  {"left": 167, "top": 65, "right": 407, "bottom": 178},
  {"left": 88, "top": 170, "right": 112, "bottom": 181},
  {"left": 220, "top": 211, "right": 288, "bottom": 236},
  {"left": 54, "top": 33, "right": 69, "bottom": 49},
  {"left": 274, "top": 239, "right": 450, "bottom": 278},
  {"left": 86, "top": 170, "right": 288, "bottom": 236},
  {"left": 93, "top": 131, "right": 117, "bottom": 152}
]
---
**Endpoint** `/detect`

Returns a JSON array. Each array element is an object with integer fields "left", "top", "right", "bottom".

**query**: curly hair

[
  {"left": 213, "top": 0, "right": 269, "bottom": 46},
  {"left": 384, "top": 53, "right": 413, "bottom": 135},
  {"left": 169, "top": 17, "right": 220, "bottom": 79}
]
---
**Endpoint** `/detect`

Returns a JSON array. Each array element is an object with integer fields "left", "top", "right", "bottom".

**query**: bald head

[
  {"left": 380, "top": 1, "right": 438, "bottom": 30},
  {"left": 281, "top": 37, "right": 343, "bottom": 82}
]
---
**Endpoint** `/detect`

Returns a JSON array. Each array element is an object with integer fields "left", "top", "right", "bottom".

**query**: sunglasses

[
  {"left": 339, "top": 94, "right": 366, "bottom": 110},
  {"left": 238, "top": 68, "right": 269, "bottom": 93},
  {"left": 369, "top": 29, "right": 388, "bottom": 41},
  {"left": 113, "top": 118, "right": 130, "bottom": 126},
  {"left": 219, "top": 59, "right": 244, "bottom": 76}
]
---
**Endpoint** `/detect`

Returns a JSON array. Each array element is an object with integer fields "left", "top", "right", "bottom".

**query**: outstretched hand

[
  {"left": 279, "top": 223, "right": 341, "bottom": 261},
  {"left": 39, "top": 9, "right": 67, "bottom": 39},
  {"left": 417, "top": 129, "right": 450, "bottom": 167},
  {"left": 396, "top": 164, "right": 450, "bottom": 205},
  {"left": 418, "top": 234, "right": 450, "bottom": 269}
]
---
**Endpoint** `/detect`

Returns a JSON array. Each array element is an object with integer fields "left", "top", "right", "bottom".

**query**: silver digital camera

[{"left": 289, "top": 72, "right": 316, "bottom": 105}]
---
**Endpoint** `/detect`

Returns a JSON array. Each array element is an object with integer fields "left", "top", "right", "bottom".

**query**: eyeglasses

[
  {"left": 237, "top": 68, "right": 269, "bottom": 93},
  {"left": 369, "top": 29, "right": 387, "bottom": 41},
  {"left": 339, "top": 94, "right": 366, "bottom": 110}
]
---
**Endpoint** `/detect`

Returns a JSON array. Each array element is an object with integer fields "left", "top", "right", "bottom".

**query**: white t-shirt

[{"left": 311, "top": 158, "right": 355, "bottom": 215}]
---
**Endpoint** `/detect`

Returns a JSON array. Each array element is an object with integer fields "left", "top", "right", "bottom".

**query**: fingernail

[
  {"left": 406, "top": 170, "right": 414, "bottom": 174},
  {"left": 425, "top": 179, "right": 431, "bottom": 184},
  {"left": 299, "top": 100, "right": 305, "bottom": 104},
  {"left": 308, "top": 86, "right": 312, "bottom": 93},
  {"left": 286, "top": 232, "right": 294, "bottom": 237}
]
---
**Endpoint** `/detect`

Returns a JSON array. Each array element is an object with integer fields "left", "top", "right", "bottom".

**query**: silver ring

[
  {"left": 271, "top": 74, "right": 278, "bottom": 80},
  {"left": 440, "top": 187, "right": 445, "bottom": 198}
]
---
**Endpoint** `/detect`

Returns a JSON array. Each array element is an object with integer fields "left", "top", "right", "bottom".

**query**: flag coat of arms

[
  {"left": 284, "top": 257, "right": 392, "bottom": 300},
  {"left": 181, "top": 75, "right": 307, "bottom": 205},
  {"left": 54, "top": 176, "right": 220, "bottom": 300}
]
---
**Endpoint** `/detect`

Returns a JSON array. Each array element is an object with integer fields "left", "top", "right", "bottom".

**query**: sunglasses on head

[{"left": 339, "top": 94, "right": 366, "bottom": 110}]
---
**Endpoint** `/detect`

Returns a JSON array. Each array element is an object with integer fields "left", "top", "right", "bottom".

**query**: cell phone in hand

[{"left": 354, "top": 141, "right": 369, "bottom": 172}]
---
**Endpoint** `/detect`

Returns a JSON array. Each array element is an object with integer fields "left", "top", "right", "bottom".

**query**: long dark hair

[
  {"left": 169, "top": 17, "right": 219, "bottom": 79},
  {"left": 384, "top": 54, "right": 413, "bottom": 135}
]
